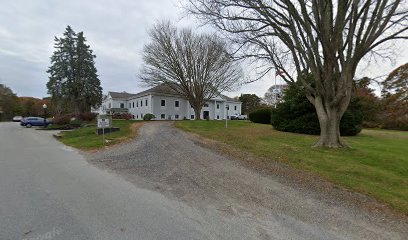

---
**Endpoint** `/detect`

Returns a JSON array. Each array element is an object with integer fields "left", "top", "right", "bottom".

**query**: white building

[{"left": 97, "top": 84, "right": 242, "bottom": 120}]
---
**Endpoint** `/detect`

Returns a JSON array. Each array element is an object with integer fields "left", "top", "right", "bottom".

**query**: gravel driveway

[{"left": 86, "top": 122, "right": 407, "bottom": 239}]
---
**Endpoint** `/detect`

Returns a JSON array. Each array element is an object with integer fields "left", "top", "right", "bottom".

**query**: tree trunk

[
  {"left": 313, "top": 100, "right": 348, "bottom": 148},
  {"left": 194, "top": 108, "right": 202, "bottom": 120}
]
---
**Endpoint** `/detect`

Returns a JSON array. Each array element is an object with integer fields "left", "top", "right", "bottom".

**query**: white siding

[
  {"left": 128, "top": 95, "right": 152, "bottom": 120},
  {"left": 151, "top": 95, "right": 189, "bottom": 120},
  {"left": 97, "top": 92, "right": 242, "bottom": 120}
]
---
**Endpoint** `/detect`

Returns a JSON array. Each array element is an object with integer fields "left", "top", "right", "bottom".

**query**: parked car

[
  {"left": 12, "top": 116, "right": 23, "bottom": 122},
  {"left": 230, "top": 114, "right": 248, "bottom": 120},
  {"left": 20, "top": 117, "right": 50, "bottom": 128}
]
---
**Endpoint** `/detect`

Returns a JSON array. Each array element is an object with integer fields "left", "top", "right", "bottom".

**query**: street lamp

[
  {"left": 42, "top": 104, "right": 47, "bottom": 128},
  {"left": 225, "top": 104, "right": 229, "bottom": 129}
]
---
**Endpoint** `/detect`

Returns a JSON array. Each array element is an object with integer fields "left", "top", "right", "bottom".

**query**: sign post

[{"left": 97, "top": 115, "right": 112, "bottom": 145}]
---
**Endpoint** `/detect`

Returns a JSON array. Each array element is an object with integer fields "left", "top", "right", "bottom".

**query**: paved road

[
  {"left": 0, "top": 122, "right": 406, "bottom": 240},
  {"left": 0, "top": 122, "right": 243, "bottom": 240}
]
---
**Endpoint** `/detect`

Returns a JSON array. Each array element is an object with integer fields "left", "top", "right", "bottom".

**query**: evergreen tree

[
  {"left": 47, "top": 26, "right": 102, "bottom": 115},
  {"left": 271, "top": 73, "right": 363, "bottom": 136}
]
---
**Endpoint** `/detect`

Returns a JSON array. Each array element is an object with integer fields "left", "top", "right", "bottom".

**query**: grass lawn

[
  {"left": 59, "top": 120, "right": 141, "bottom": 150},
  {"left": 175, "top": 120, "right": 408, "bottom": 214}
]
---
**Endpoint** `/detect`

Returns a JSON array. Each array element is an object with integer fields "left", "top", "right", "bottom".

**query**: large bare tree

[
  {"left": 187, "top": 0, "right": 408, "bottom": 147},
  {"left": 140, "top": 22, "right": 243, "bottom": 120}
]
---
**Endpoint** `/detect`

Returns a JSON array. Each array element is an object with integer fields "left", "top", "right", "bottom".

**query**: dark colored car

[{"left": 20, "top": 117, "right": 50, "bottom": 128}]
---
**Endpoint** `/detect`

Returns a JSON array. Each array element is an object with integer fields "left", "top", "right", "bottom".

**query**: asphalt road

[
  {"left": 0, "top": 122, "right": 406, "bottom": 240},
  {"left": 0, "top": 122, "right": 244, "bottom": 240}
]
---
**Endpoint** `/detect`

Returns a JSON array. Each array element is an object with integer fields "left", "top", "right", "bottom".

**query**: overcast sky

[{"left": 1, "top": 0, "right": 407, "bottom": 99}]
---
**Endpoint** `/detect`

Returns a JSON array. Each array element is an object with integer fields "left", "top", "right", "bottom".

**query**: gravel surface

[{"left": 87, "top": 121, "right": 408, "bottom": 240}]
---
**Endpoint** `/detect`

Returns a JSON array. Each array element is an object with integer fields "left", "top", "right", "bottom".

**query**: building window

[
  {"left": 141, "top": 100, "right": 143, "bottom": 107},
  {"left": 136, "top": 114, "right": 138, "bottom": 119},
  {"left": 120, "top": 103, "right": 124, "bottom": 108},
  {"left": 175, "top": 114, "right": 179, "bottom": 119},
  {"left": 217, "top": 104, "right": 219, "bottom": 109},
  {"left": 108, "top": 103, "right": 111, "bottom": 108},
  {"left": 145, "top": 99, "right": 148, "bottom": 106},
  {"left": 161, "top": 114, "right": 165, "bottom": 119},
  {"left": 217, "top": 115, "right": 220, "bottom": 119},
  {"left": 133, "top": 102, "right": 135, "bottom": 108},
  {"left": 234, "top": 106, "right": 237, "bottom": 110},
  {"left": 175, "top": 100, "right": 179, "bottom": 108},
  {"left": 137, "top": 101, "right": 138, "bottom": 107},
  {"left": 161, "top": 100, "right": 166, "bottom": 106},
  {"left": 141, "top": 113, "right": 143, "bottom": 118},
  {"left": 191, "top": 115, "right": 194, "bottom": 119},
  {"left": 204, "top": 103, "right": 209, "bottom": 107}
]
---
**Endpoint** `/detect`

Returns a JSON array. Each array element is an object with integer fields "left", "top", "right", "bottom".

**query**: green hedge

[
  {"left": 249, "top": 108, "right": 272, "bottom": 124},
  {"left": 143, "top": 113, "right": 155, "bottom": 121}
]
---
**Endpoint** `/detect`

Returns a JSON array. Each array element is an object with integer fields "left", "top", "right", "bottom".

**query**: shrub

[
  {"left": 271, "top": 83, "right": 363, "bottom": 136},
  {"left": 52, "top": 114, "right": 72, "bottom": 125},
  {"left": 143, "top": 113, "right": 155, "bottom": 121},
  {"left": 249, "top": 108, "right": 272, "bottom": 124},
  {"left": 79, "top": 112, "right": 97, "bottom": 122},
  {"left": 112, "top": 113, "right": 133, "bottom": 120},
  {"left": 69, "top": 118, "right": 82, "bottom": 128}
]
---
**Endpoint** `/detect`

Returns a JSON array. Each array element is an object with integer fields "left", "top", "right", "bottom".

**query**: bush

[
  {"left": 381, "top": 117, "right": 408, "bottom": 131},
  {"left": 112, "top": 113, "right": 133, "bottom": 120},
  {"left": 79, "top": 112, "right": 97, "bottom": 122},
  {"left": 249, "top": 108, "right": 272, "bottom": 124},
  {"left": 52, "top": 114, "right": 72, "bottom": 125},
  {"left": 70, "top": 119, "right": 82, "bottom": 128},
  {"left": 143, "top": 113, "right": 155, "bottom": 121},
  {"left": 271, "top": 83, "right": 363, "bottom": 136}
]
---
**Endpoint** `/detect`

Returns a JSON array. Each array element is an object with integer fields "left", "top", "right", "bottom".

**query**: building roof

[
  {"left": 220, "top": 94, "right": 237, "bottom": 102},
  {"left": 109, "top": 83, "right": 240, "bottom": 103},
  {"left": 108, "top": 91, "right": 138, "bottom": 99},
  {"left": 130, "top": 83, "right": 181, "bottom": 98}
]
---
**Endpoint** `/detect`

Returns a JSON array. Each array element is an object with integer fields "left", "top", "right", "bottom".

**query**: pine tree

[
  {"left": 47, "top": 26, "right": 102, "bottom": 115},
  {"left": 77, "top": 32, "right": 102, "bottom": 112}
]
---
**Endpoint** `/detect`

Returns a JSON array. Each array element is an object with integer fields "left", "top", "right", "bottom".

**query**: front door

[{"left": 203, "top": 111, "right": 210, "bottom": 120}]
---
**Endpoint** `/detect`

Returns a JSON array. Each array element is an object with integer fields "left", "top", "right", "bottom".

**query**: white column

[
  {"left": 149, "top": 95, "right": 153, "bottom": 114},
  {"left": 187, "top": 100, "right": 190, "bottom": 119},
  {"left": 214, "top": 100, "right": 217, "bottom": 120}
]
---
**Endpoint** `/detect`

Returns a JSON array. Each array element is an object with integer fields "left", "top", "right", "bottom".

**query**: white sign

[
  {"left": 97, "top": 115, "right": 112, "bottom": 128},
  {"left": 98, "top": 119, "right": 109, "bottom": 128}
]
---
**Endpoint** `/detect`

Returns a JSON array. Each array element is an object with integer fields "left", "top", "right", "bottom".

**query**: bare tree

[
  {"left": 187, "top": 0, "right": 408, "bottom": 147},
  {"left": 263, "top": 84, "right": 287, "bottom": 106},
  {"left": 140, "top": 21, "right": 243, "bottom": 120}
]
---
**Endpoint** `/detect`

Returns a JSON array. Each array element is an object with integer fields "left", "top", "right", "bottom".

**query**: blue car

[{"left": 20, "top": 117, "right": 50, "bottom": 128}]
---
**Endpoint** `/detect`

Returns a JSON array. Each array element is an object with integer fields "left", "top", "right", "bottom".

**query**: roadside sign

[
  {"left": 97, "top": 115, "right": 112, "bottom": 146},
  {"left": 97, "top": 115, "right": 112, "bottom": 128}
]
